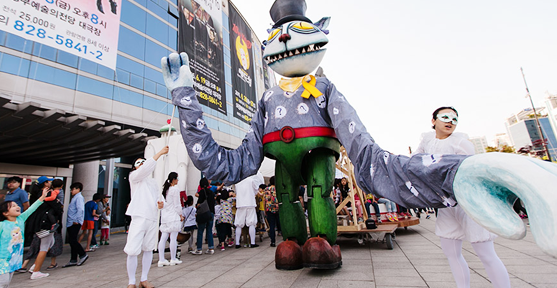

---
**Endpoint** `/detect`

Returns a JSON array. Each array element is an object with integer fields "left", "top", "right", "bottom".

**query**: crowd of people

[
  {"left": 0, "top": 175, "right": 111, "bottom": 287},
  {"left": 1, "top": 106, "right": 530, "bottom": 288}
]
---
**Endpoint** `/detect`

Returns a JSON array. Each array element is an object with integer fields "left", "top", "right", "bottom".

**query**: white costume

[
  {"left": 160, "top": 186, "right": 182, "bottom": 233},
  {"left": 124, "top": 157, "right": 160, "bottom": 255},
  {"left": 416, "top": 131, "right": 509, "bottom": 288},
  {"left": 234, "top": 172, "right": 264, "bottom": 228},
  {"left": 124, "top": 157, "right": 160, "bottom": 286},
  {"left": 415, "top": 131, "right": 495, "bottom": 242},
  {"left": 233, "top": 172, "right": 264, "bottom": 246}
]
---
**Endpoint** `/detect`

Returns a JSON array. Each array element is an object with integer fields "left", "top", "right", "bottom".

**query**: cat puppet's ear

[{"left": 314, "top": 17, "right": 331, "bottom": 33}]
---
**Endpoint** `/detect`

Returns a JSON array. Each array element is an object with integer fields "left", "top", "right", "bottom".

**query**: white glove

[{"left": 161, "top": 52, "right": 194, "bottom": 92}]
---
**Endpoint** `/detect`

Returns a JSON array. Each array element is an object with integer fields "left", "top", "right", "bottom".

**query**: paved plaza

[{"left": 9, "top": 217, "right": 557, "bottom": 288}]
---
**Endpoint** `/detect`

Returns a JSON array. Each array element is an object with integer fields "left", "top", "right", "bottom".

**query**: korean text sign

[{"left": 0, "top": 0, "right": 122, "bottom": 70}]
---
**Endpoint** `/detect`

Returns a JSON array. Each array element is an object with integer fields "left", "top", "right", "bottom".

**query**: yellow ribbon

[{"left": 301, "top": 75, "right": 323, "bottom": 99}]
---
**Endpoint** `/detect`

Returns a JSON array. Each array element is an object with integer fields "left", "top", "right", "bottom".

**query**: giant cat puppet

[{"left": 162, "top": 0, "right": 557, "bottom": 270}]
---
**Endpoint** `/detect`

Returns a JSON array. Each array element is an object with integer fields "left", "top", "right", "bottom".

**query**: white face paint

[
  {"left": 181, "top": 120, "right": 187, "bottom": 129},
  {"left": 422, "top": 154, "right": 443, "bottom": 167},
  {"left": 383, "top": 151, "right": 390, "bottom": 164},
  {"left": 192, "top": 143, "right": 202, "bottom": 154},
  {"left": 297, "top": 103, "right": 309, "bottom": 115},
  {"left": 405, "top": 181, "right": 419, "bottom": 197},
  {"left": 275, "top": 106, "right": 287, "bottom": 119},
  {"left": 348, "top": 121, "right": 356, "bottom": 134},
  {"left": 316, "top": 95, "right": 326, "bottom": 109},
  {"left": 333, "top": 107, "right": 339, "bottom": 115},
  {"left": 181, "top": 97, "right": 192, "bottom": 106},
  {"left": 264, "top": 91, "right": 274, "bottom": 101},
  {"left": 196, "top": 119, "right": 205, "bottom": 130}
]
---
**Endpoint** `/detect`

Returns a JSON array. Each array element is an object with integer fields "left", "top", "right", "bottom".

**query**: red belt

[{"left": 262, "top": 126, "right": 337, "bottom": 144}]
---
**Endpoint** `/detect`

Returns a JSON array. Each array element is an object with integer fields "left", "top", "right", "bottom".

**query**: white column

[{"left": 73, "top": 160, "right": 100, "bottom": 202}]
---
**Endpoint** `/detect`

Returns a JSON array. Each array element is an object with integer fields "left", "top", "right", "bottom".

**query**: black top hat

[{"left": 270, "top": 0, "right": 312, "bottom": 28}]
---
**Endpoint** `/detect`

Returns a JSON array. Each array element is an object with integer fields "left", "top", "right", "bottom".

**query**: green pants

[{"left": 264, "top": 136, "right": 340, "bottom": 245}]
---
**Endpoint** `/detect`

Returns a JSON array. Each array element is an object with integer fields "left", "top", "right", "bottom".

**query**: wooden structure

[
  {"left": 335, "top": 146, "right": 369, "bottom": 231},
  {"left": 335, "top": 147, "right": 420, "bottom": 235}
]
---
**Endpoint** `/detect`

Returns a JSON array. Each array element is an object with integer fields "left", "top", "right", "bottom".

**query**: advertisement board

[
  {"left": 0, "top": 0, "right": 122, "bottom": 70},
  {"left": 228, "top": 4, "right": 256, "bottom": 124},
  {"left": 178, "top": 0, "right": 226, "bottom": 115}
]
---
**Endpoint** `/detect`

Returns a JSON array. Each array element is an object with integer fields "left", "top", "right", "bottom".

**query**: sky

[{"left": 230, "top": 0, "right": 557, "bottom": 155}]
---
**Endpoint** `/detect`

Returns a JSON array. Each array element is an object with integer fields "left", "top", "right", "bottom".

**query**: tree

[
  {"left": 500, "top": 145, "right": 515, "bottom": 153},
  {"left": 485, "top": 146, "right": 499, "bottom": 153}
]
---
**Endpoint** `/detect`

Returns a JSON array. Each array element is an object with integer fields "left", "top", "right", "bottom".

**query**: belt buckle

[{"left": 279, "top": 126, "right": 295, "bottom": 143}]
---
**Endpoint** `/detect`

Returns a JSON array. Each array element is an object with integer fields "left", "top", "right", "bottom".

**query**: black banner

[
  {"left": 229, "top": 5, "right": 257, "bottom": 124},
  {"left": 178, "top": 0, "right": 226, "bottom": 114}
]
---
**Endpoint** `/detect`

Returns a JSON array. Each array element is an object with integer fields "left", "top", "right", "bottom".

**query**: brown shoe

[
  {"left": 275, "top": 240, "right": 303, "bottom": 270},
  {"left": 302, "top": 236, "right": 342, "bottom": 269},
  {"left": 139, "top": 281, "right": 154, "bottom": 288}
]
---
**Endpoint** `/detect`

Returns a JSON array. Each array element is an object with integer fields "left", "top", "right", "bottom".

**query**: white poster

[{"left": 0, "top": 0, "right": 122, "bottom": 70}]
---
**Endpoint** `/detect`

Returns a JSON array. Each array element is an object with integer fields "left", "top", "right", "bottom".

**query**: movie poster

[
  {"left": 229, "top": 3, "right": 256, "bottom": 124},
  {"left": 178, "top": 0, "right": 226, "bottom": 114}
]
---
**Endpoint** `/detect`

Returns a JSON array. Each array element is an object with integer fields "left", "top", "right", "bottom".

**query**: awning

[{"left": 0, "top": 94, "right": 158, "bottom": 167}]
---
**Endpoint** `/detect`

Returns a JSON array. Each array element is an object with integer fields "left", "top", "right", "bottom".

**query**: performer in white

[
  {"left": 233, "top": 172, "right": 264, "bottom": 248},
  {"left": 157, "top": 172, "right": 184, "bottom": 267},
  {"left": 415, "top": 107, "right": 510, "bottom": 288},
  {"left": 124, "top": 146, "right": 168, "bottom": 288}
]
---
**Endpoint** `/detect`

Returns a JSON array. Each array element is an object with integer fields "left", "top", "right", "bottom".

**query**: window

[
  {"left": 143, "top": 95, "right": 167, "bottom": 112},
  {"left": 144, "top": 39, "right": 168, "bottom": 67},
  {"left": 32, "top": 43, "right": 56, "bottom": 61},
  {"left": 146, "top": 14, "right": 169, "bottom": 45},
  {"left": 130, "top": 73, "right": 143, "bottom": 89},
  {"left": 28, "top": 63, "right": 77, "bottom": 90},
  {"left": 57, "top": 50, "right": 78, "bottom": 68},
  {"left": 121, "top": 0, "right": 147, "bottom": 33},
  {"left": 79, "top": 58, "right": 98, "bottom": 74},
  {"left": 144, "top": 79, "right": 156, "bottom": 94},
  {"left": 116, "top": 69, "right": 130, "bottom": 85},
  {"left": 114, "top": 87, "right": 143, "bottom": 107},
  {"left": 116, "top": 55, "right": 145, "bottom": 77},
  {"left": 0, "top": 54, "right": 30, "bottom": 77},
  {"left": 77, "top": 76, "right": 113, "bottom": 99},
  {"left": 5, "top": 34, "right": 33, "bottom": 53},
  {"left": 118, "top": 27, "right": 146, "bottom": 61}
]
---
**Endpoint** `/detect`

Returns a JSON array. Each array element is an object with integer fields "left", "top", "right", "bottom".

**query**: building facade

[{"left": 0, "top": 0, "right": 271, "bottom": 230}]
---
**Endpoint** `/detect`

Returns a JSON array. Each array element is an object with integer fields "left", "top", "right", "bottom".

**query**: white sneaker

[
  {"left": 157, "top": 259, "right": 170, "bottom": 267},
  {"left": 205, "top": 249, "right": 215, "bottom": 255},
  {"left": 28, "top": 264, "right": 35, "bottom": 273},
  {"left": 191, "top": 250, "right": 203, "bottom": 255},
  {"left": 170, "top": 259, "right": 182, "bottom": 265},
  {"left": 30, "top": 271, "right": 49, "bottom": 280}
]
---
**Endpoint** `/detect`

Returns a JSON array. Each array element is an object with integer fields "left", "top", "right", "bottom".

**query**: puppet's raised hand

[
  {"left": 161, "top": 52, "right": 194, "bottom": 92},
  {"left": 453, "top": 153, "right": 557, "bottom": 258}
]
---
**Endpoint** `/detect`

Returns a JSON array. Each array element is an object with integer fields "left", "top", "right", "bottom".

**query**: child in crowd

[
  {"left": 158, "top": 172, "right": 183, "bottom": 267},
  {"left": 182, "top": 196, "right": 197, "bottom": 253},
  {"left": 215, "top": 190, "right": 235, "bottom": 251},
  {"left": 364, "top": 193, "right": 382, "bottom": 223},
  {"left": 1, "top": 188, "right": 48, "bottom": 285},
  {"left": 333, "top": 179, "right": 341, "bottom": 207},
  {"left": 377, "top": 198, "right": 398, "bottom": 222},
  {"left": 100, "top": 207, "right": 110, "bottom": 245},
  {"left": 79, "top": 194, "right": 100, "bottom": 252},
  {"left": 256, "top": 186, "right": 266, "bottom": 233}
]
